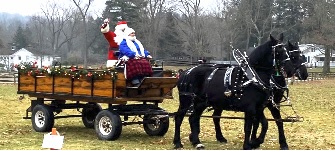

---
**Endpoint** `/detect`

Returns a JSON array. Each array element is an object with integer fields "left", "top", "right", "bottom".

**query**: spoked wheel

[
  {"left": 31, "top": 104, "right": 54, "bottom": 132},
  {"left": 82, "top": 102, "right": 102, "bottom": 128},
  {"left": 94, "top": 110, "right": 122, "bottom": 140},
  {"left": 143, "top": 114, "right": 169, "bottom": 136}
]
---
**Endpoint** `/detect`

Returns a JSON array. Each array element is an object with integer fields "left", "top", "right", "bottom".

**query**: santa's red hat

[
  {"left": 115, "top": 21, "right": 128, "bottom": 31},
  {"left": 117, "top": 21, "right": 127, "bottom": 25}
]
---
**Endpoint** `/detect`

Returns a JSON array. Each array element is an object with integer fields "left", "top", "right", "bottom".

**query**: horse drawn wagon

[{"left": 16, "top": 62, "right": 178, "bottom": 140}]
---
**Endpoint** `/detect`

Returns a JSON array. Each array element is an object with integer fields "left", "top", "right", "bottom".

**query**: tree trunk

[{"left": 322, "top": 45, "right": 330, "bottom": 74}]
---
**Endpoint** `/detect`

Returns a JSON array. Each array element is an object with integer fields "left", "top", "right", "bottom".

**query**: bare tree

[
  {"left": 141, "top": 0, "right": 166, "bottom": 58},
  {"left": 242, "top": 0, "right": 275, "bottom": 47},
  {"left": 302, "top": 0, "right": 335, "bottom": 73},
  {"left": 71, "top": 0, "right": 94, "bottom": 68},
  {"left": 41, "top": 1, "right": 73, "bottom": 54},
  {"left": 175, "top": 0, "right": 209, "bottom": 62}
]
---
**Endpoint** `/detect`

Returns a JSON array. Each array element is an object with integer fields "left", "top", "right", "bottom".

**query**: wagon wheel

[
  {"left": 31, "top": 104, "right": 54, "bottom": 132},
  {"left": 143, "top": 114, "right": 169, "bottom": 136},
  {"left": 94, "top": 110, "right": 122, "bottom": 140},
  {"left": 82, "top": 102, "right": 102, "bottom": 128}
]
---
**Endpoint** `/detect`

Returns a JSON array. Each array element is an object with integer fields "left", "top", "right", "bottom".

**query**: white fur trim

[
  {"left": 101, "top": 24, "right": 109, "bottom": 33},
  {"left": 115, "top": 24, "right": 128, "bottom": 31},
  {"left": 125, "top": 38, "right": 145, "bottom": 57}
]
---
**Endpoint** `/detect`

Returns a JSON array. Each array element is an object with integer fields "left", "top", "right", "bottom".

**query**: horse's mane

[{"left": 248, "top": 40, "right": 274, "bottom": 69}]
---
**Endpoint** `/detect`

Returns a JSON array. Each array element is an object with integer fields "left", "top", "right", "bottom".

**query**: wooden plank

[
  {"left": 73, "top": 78, "right": 92, "bottom": 95},
  {"left": 19, "top": 75, "right": 35, "bottom": 92},
  {"left": 54, "top": 76, "right": 72, "bottom": 94},
  {"left": 36, "top": 76, "right": 52, "bottom": 93},
  {"left": 139, "top": 77, "right": 177, "bottom": 89}
]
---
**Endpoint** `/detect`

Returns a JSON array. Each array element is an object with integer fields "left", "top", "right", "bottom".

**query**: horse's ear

[
  {"left": 288, "top": 40, "right": 293, "bottom": 47},
  {"left": 278, "top": 33, "right": 284, "bottom": 42},
  {"left": 270, "top": 34, "right": 275, "bottom": 41}
]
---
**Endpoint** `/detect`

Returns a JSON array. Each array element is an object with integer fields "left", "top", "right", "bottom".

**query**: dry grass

[{"left": 0, "top": 79, "right": 335, "bottom": 150}]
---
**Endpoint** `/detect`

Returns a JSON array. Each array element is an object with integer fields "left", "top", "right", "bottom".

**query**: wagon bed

[{"left": 17, "top": 66, "right": 178, "bottom": 140}]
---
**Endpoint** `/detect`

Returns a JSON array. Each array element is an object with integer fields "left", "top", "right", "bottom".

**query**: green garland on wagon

[{"left": 15, "top": 61, "right": 118, "bottom": 80}]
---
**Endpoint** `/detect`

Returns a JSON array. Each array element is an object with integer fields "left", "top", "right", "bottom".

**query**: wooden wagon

[{"left": 17, "top": 65, "right": 178, "bottom": 140}]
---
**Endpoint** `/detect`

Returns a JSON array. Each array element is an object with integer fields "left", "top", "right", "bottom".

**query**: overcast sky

[
  {"left": 0, "top": 0, "right": 106, "bottom": 16},
  {"left": 0, "top": 0, "right": 217, "bottom": 17}
]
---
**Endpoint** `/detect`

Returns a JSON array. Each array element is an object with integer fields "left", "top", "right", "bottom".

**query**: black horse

[
  {"left": 203, "top": 40, "right": 308, "bottom": 150},
  {"left": 173, "top": 34, "right": 294, "bottom": 150},
  {"left": 248, "top": 40, "right": 308, "bottom": 150},
  {"left": 287, "top": 41, "right": 308, "bottom": 80}
]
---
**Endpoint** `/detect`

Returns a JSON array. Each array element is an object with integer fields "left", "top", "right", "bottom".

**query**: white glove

[
  {"left": 100, "top": 18, "right": 110, "bottom": 33},
  {"left": 135, "top": 54, "right": 141, "bottom": 59},
  {"left": 120, "top": 56, "right": 129, "bottom": 62},
  {"left": 147, "top": 55, "right": 152, "bottom": 59}
]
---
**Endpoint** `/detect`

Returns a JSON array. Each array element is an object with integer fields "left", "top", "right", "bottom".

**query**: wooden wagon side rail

[{"left": 17, "top": 68, "right": 177, "bottom": 104}]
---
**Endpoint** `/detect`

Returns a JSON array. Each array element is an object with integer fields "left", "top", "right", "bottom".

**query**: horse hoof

[
  {"left": 174, "top": 144, "right": 184, "bottom": 149},
  {"left": 195, "top": 144, "right": 205, "bottom": 150},
  {"left": 250, "top": 139, "right": 261, "bottom": 149},
  {"left": 280, "top": 146, "right": 289, "bottom": 150}
]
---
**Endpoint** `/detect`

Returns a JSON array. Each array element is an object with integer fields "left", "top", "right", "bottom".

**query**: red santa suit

[{"left": 100, "top": 19, "right": 128, "bottom": 67}]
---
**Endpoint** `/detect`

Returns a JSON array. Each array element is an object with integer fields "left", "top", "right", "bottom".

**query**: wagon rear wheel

[
  {"left": 143, "top": 114, "right": 169, "bottom": 136},
  {"left": 94, "top": 110, "right": 122, "bottom": 140},
  {"left": 31, "top": 104, "right": 54, "bottom": 132},
  {"left": 82, "top": 102, "right": 102, "bottom": 128}
]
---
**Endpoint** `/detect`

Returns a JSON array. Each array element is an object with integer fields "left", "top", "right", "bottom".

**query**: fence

[{"left": 0, "top": 72, "right": 18, "bottom": 84}]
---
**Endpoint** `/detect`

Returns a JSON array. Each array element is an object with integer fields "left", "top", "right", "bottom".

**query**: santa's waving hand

[{"left": 100, "top": 19, "right": 128, "bottom": 67}]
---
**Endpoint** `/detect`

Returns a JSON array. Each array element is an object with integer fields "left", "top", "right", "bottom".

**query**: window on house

[
  {"left": 308, "top": 56, "right": 310, "bottom": 63},
  {"left": 18, "top": 56, "right": 21, "bottom": 60},
  {"left": 26, "top": 56, "right": 29, "bottom": 61},
  {"left": 48, "top": 56, "right": 50, "bottom": 61},
  {"left": 10, "top": 57, "right": 13, "bottom": 59}
]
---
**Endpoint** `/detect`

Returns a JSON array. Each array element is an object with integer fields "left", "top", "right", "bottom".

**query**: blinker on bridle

[{"left": 272, "top": 43, "right": 289, "bottom": 76}]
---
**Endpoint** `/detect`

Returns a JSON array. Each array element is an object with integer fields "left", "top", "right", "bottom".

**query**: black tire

[
  {"left": 31, "top": 104, "right": 54, "bottom": 132},
  {"left": 143, "top": 114, "right": 169, "bottom": 136},
  {"left": 82, "top": 103, "right": 102, "bottom": 128},
  {"left": 94, "top": 110, "right": 122, "bottom": 140}
]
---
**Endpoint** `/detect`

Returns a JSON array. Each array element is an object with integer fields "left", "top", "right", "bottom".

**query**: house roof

[{"left": 12, "top": 48, "right": 34, "bottom": 56}]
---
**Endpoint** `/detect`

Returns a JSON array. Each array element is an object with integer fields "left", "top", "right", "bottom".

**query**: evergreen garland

[{"left": 15, "top": 61, "right": 118, "bottom": 80}]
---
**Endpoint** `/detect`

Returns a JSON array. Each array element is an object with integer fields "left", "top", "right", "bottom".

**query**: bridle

[{"left": 272, "top": 43, "right": 291, "bottom": 78}]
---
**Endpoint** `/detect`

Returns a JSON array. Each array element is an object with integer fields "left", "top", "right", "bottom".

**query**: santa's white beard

[{"left": 128, "top": 36, "right": 136, "bottom": 41}]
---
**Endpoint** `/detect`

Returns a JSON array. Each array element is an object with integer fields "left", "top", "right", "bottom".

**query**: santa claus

[{"left": 100, "top": 19, "right": 128, "bottom": 67}]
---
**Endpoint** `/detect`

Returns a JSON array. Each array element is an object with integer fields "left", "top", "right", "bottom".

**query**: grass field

[{"left": 0, "top": 79, "right": 335, "bottom": 150}]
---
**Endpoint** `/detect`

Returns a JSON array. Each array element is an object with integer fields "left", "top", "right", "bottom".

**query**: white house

[
  {"left": 0, "top": 48, "right": 59, "bottom": 71},
  {"left": 299, "top": 44, "right": 335, "bottom": 68}
]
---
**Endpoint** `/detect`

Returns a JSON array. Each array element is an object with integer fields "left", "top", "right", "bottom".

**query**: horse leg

[
  {"left": 213, "top": 108, "right": 228, "bottom": 143},
  {"left": 188, "top": 102, "right": 207, "bottom": 149},
  {"left": 251, "top": 116, "right": 260, "bottom": 142},
  {"left": 173, "top": 95, "right": 193, "bottom": 149},
  {"left": 268, "top": 104, "right": 289, "bottom": 150},
  {"left": 250, "top": 110, "right": 268, "bottom": 149},
  {"left": 243, "top": 112, "right": 254, "bottom": 150}
]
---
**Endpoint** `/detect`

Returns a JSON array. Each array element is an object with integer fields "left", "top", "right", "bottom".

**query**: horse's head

[
  {"left": 271, "top": 34, "right": 294, "bottom": 78},
  {"left": 286, "top": 41, "right": 309, "bottom": 80}
]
